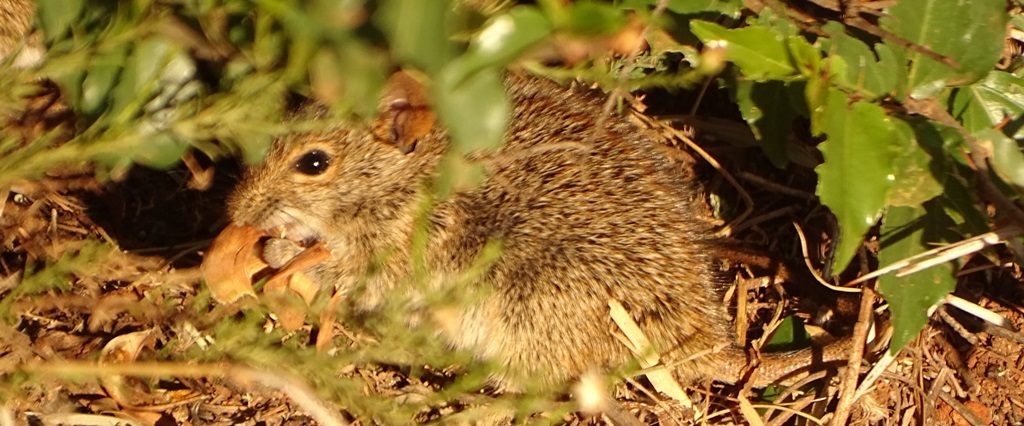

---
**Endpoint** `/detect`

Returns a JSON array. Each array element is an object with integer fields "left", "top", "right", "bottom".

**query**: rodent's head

[{"left": 228, "top": 72, "right": 445, "bottom": 248}]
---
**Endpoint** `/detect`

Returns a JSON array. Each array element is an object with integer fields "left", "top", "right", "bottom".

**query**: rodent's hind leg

[{"left": 263, "top": 237, "right": 304, "bottom": 269}]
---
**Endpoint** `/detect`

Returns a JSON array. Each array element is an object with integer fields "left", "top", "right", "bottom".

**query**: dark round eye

[{"left": 294, "top": 150, "right": 331, "bottom": 175}]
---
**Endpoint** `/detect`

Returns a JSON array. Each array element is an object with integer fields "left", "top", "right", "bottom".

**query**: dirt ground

[{"left": 2, "top": 79, "right": 1024, "bottom": 426}]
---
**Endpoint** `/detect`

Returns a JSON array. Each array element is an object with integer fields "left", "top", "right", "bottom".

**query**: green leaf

[
  {"left": 81, "top": 44, "right": 130, "bottom": 117},
  {"left": 377, "top": 0, "right": 455, "bottom": 75},
  {"left": 566, "top": 1, "right": 626, "bottom": 35},
  {"left": 805, "top": 67, "right": 830, "bottom": 136},
  {"left": 786, "top": 35, "right": 819, "bottom": 78},
  {"left": 891, "top": 118, "right": 986, "bottom": 235},
  {"left": 815, "top": 89, "right": 902, "bottom": 272},
  {"left": 664, "top": 0, "right": 742, "bottom": 15},
  {"left": 940, "top": 172, "right": 991, "bottom": 237},
  {"left": 764, "top": 315, "right": 810, "bottom": 351},
  {"left": 732, "top": 80, "right": 803, "bottom": 167},
  {"left": 878, "top": 204, "right": 957, "bottom": 352},
  {"left": 616, "top": 0, "right": 741, "bottom": 16},
  {"left": 881, "top": 0, "right": 1006, "bottom": 98},
  {"left": 980, "top": 128, "right": 1024, "bottom": 193},
  {"left": 877, "top": 42, "right": 909, "bottom": 101},
  {"left": 110, "top": 37, "right": 191, "bottom": 123},
  {"left": 610, "top": 0, "right": 741, "bottom": 15},
  {"left": 313, "top": 42, "right": 389, "bottom": 118},
  {"left": 950, "top": 71, "right": 1024, "bottom": 137},
  {"left": 36, "top": 0, "right": 85, "bottom": 42},
  {"left": 820, "top": 21, "right": 897, "bottom": 99},
  {"left": 133, "top": 131, "right": 188, "bottom": 169},
  {"left": 454, "top": 6, "right": 552, "bottom": 83},
  {"left": 690, "top": 21, "right": 805, "bottom": 80},
  {"left": 887, "top": 118, "right": 945, "bottom": 207},
  {"left": 435, "top": 64, "right": 509, "bottom": 153}
]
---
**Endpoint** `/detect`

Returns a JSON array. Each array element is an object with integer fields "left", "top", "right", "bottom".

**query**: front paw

[{"left": 263, "top": 237, "right": 304, "bottom": 269}]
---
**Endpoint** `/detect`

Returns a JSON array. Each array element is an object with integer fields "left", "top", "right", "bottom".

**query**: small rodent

[{"left": 228, "top": 71, "right": 851, "bottom": 389}]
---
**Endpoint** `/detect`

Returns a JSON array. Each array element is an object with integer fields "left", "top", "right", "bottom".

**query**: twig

[
  {"left": 730, "top": 206, "right": 799, "bottom": 234},
  {"left": 843, "top": 15, "right": 959, "bottom": 69},
  {"left": 600, "top": 400, "right": 645, "bottom": 426},
  {"left": 853, "top": 350, "right": 895, "bottom": 403},
  {"left": 0, "top": 186, "right": 8, "bottom": 220},
  {"left": 792, "top": 222, "right": 860, "bottom": 293},
  {"left": 657, "top": 119, "right": 755, "bottom": 234},
  {"left": 937, "top": 388, "right": 988, "bottom": 426},
  {"left": 764, "top": 394, "right": 826, "bottom": 426},
  {"left": 737, "top": 395, "right": 767, "bottom": 426},
  {"left": 829, "top": 284, "right": 875, "bottom": 426},
  {"left": 622, "top": 376, "right": 687, "bottom": 426},
  {"left": 738, "top": 171, "right": 818, "bottom": 201},
  {"left": 688, "top": 76, "right": 714, "bottom": 116}
]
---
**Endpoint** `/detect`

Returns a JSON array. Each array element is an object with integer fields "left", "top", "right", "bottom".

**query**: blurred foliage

[{"left": 3, "top": 0, "right": 1024, "bottom": 421}]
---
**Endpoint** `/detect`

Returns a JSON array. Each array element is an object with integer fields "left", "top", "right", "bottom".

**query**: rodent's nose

[{"left": 227, "top": 183, "right": 267, "bottom": 226}]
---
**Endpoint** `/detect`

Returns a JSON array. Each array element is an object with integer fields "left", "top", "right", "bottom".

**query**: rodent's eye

[{"left": 294, "top": 150, "right": 332, "bottom": 175}]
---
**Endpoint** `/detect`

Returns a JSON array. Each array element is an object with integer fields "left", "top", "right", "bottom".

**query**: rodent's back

[{"left": 427, "top": 74, "right": 735, "bottom": 385}]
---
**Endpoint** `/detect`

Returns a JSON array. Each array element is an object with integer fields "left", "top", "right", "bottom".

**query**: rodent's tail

[{"left": 717, "top": 337, "right": 856, "bottom": 388}]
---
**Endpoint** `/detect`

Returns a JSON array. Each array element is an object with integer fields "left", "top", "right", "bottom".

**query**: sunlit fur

[{"left": 230, "top": 74, "right": 776, "bottom": 389}]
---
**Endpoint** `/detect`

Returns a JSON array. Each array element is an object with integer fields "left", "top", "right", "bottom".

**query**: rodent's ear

[{"left": 372, "top": 71, "right": 435, "bottom": 155}]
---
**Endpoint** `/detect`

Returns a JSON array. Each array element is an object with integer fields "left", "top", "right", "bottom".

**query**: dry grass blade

[
  {"left": 607, "top": 298, "right": 693, "bottom": 410},
  {"left": 737, "top": 395, "right": 767, "bottom": 426},
  {"left": 29, "top": 413, "right": 144, "bottom": 426},
  {"left": 22, "top": 361, "right": 349, "bottom": 426},
  {"left": 846, "top": 225, "right": 1020, "bottom": 287},
  {"left": 942, "top": 294, "right": 1015, "bottom": 330}
]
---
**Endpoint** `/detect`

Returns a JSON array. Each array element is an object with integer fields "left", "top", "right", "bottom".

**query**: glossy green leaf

[
  {"left": 950, "top": 71, "right": 1024, "bottom": 137},
  {"left": 878, "top": 204, "right": 957, "bottom": 352},
  {"left": 820, "top": 22, "right": 896, "bottom": 99},
  {"left": 690, "top": 21, "right": 803, "bottom": 80},
  {"left": 815, "top": 89, "right": 902, "bottom": 272},
  {"left": 887, "top": 118, "right": 944, "bottom": 207},
  {"left": 881, "top": 0, "right": 1006, "bottom": 98}
]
